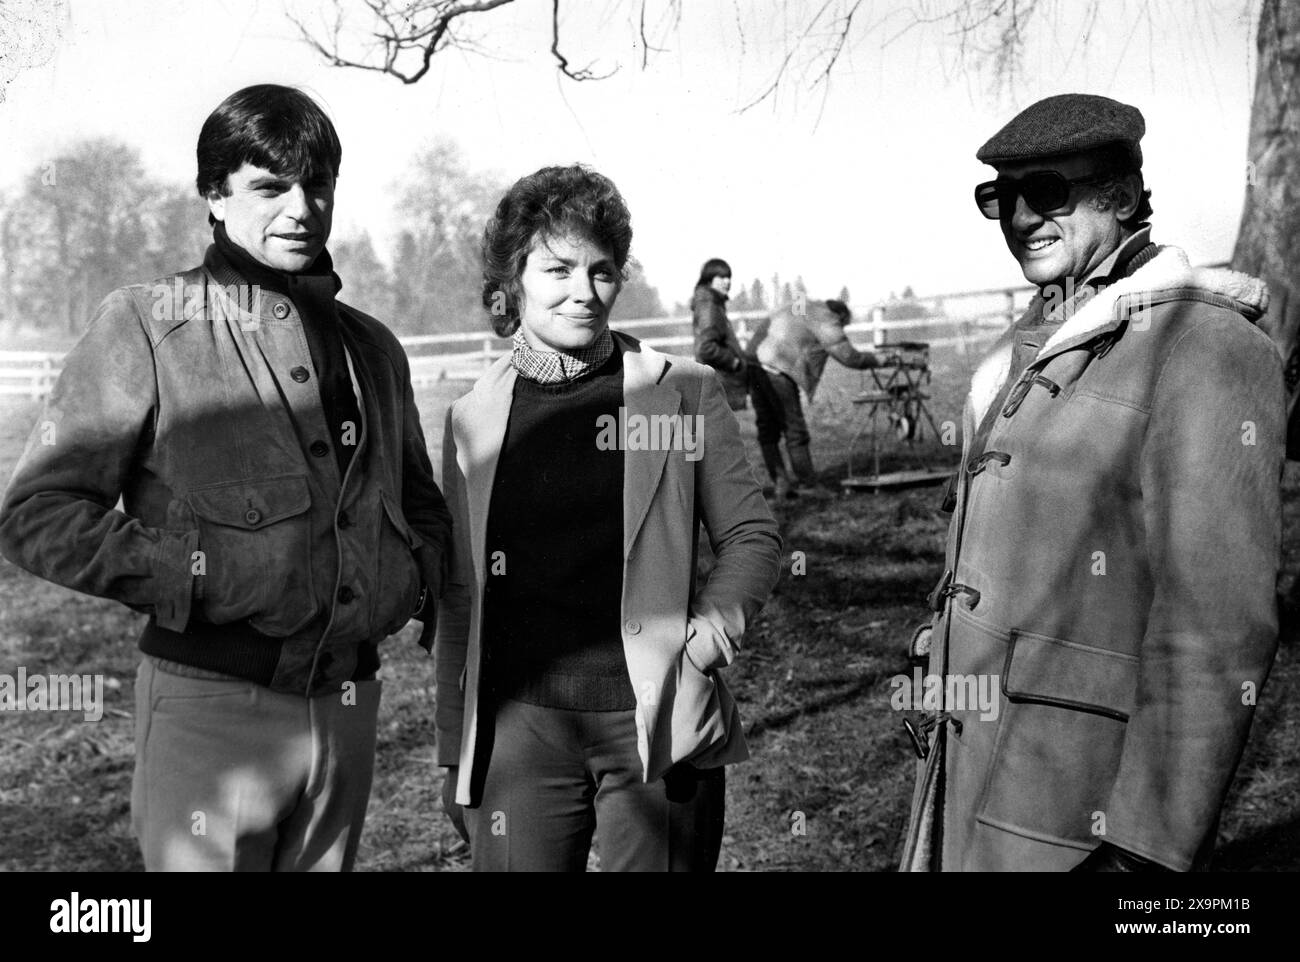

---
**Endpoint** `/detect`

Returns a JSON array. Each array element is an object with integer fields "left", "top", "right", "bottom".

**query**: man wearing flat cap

[{"left": 901, "top": 93, "right": 1285, "bottom": 871}]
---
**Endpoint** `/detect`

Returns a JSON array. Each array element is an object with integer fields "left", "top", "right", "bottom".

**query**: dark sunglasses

[{"left": 974, "top": 170, "right": 1110, "bottom": 220}]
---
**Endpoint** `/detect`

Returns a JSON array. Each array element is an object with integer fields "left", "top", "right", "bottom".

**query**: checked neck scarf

[{"left": 510, "top": 326, "right": 615, "bottom": 384}]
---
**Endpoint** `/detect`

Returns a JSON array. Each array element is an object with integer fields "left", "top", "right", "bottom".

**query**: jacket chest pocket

[
  {"left": 187, "top": 475, "right": 317, "bottom": 637},
  {"left": 373, "top": 489, "right": 423, "bottom": 637}
]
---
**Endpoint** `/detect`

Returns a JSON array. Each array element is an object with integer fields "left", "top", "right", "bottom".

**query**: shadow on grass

[
  {"left": 745, "top": 660, "right": 910, "bottom": 741},
  {"left": 1211, "top": 817, "right": 1300, "bottom": 871},
  {"left": 773, "top": 565, "right": 939, "bottom": 614},
  {"left": 0, "top": 800, "right": 141, "bottom": 872}
]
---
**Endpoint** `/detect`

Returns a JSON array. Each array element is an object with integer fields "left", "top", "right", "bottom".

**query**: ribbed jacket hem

[{"left": 139, "top": 619, "right": 379, "bottom": 688}]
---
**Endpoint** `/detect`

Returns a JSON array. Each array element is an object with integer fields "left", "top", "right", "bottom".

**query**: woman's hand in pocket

[{"left": 684, "top": 617, "right": 733, "bottom": 673}]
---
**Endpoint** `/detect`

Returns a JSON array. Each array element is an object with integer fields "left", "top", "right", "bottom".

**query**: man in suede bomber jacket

[{"left": 0, "top": 85, "right": 451, "bottom": 871}]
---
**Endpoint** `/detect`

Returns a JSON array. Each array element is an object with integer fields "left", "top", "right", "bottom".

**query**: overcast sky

[{"left": 0, "top": 0, "right": 1261, "bottom": 309}]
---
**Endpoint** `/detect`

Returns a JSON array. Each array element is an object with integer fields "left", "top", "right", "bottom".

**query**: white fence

[
  {"left": 400, "top": 291, "right": 1032, "bottom": 386},
  {"left": 0, "top": 351, "right": 61, "bottom": 400},
  {"left": 0, "top": 286, "right": 1034, "bottom": 399}
]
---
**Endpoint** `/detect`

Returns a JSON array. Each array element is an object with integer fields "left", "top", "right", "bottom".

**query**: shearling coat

[
  {"left": 434, "top": 332, "right": 783, "bottom": 805},
  {"left": 903, "top": 246, "right": 1285, "bottom": 871}
]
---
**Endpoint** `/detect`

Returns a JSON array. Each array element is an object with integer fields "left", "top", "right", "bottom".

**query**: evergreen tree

[
  {"left": 333, "top": 231, "right": 394, "bottom": 323},
  {"left": 609, "top": 261, "right": 665, "bottom": 320}
]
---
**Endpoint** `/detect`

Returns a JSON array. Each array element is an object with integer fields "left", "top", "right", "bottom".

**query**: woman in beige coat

[{"left": 434, "top": 165, "right": 782, "bottom": 872}]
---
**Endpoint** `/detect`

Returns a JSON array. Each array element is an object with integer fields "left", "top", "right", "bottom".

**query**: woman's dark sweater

[{"left": 481, "top": 346, "right": 635, "bottom": 711}]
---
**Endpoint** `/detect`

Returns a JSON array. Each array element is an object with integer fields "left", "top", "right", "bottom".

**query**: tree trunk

[{"left": 1231, "top": 0, "right": 1300, "bottom": 454}]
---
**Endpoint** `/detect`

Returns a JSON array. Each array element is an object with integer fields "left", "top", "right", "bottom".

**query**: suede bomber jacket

[{"left": 0, "top": 254, "right": 452, "bottom": 696}]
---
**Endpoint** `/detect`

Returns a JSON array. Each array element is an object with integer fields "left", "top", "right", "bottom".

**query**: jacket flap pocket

[
  {"left": 380, "top": 489, "right": 423, "bottom": 549},
  {"left": 1003, "top": 630, "right": 1137, "bottom": 720},
  {"left": 188, "top": 475, "right": 311, "bottom": 529}
]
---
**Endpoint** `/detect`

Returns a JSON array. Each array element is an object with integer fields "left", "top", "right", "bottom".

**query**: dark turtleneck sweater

[{"left": 481, "top": 345, "right": 635, "bottom": 711}]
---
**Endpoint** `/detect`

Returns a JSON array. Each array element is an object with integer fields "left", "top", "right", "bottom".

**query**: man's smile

[{"left": 1021, "top": 236, "right": 1059, "bottom": 255}]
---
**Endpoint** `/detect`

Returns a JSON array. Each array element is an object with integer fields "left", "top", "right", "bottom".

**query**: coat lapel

[
  {"left": 968, "top": 247, "right": 1196, "bottom": 424},
  {"left": 454, "top": 356, "right": 516, "bottom": 585},
  {"left": 617, "top": 334, "right": 680, "bottom": 555},
  {"left": 1035, "top": 246, "right": 1191, "bottom": 362}
]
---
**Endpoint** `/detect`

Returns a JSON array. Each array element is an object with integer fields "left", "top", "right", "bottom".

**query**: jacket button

[
  {"left": 337, "top": 511, "right": 351, "bottom": 529},
  {"left": 290, "top": 366, "right": 310, "bottom": 383},
  {"left": 625, "top": 620, "right": 641, "bottom": 635},
  {"left": 243, "top": 508, "right": 261, "bottom": 525},
  {"left": 337, "top": 586, "right": 355, "bottom": 604},
  {"left": 272, "top": 302, "right": 290, "bottom": 319},
  {"left": 310, "top": 440, "right": 329, "bottom": 458}
]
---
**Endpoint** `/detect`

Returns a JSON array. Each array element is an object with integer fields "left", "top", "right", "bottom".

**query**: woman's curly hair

[{"left": 481, "top": 164, "right": 633, "bottom": 336}]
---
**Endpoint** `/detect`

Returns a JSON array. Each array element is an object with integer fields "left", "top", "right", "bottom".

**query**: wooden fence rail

[
  {"left": 1, "top": 285, "right": 1036, "bottom": 398},
  {"left": 0, "top": 351, "right": 62, "bottom": 400}
]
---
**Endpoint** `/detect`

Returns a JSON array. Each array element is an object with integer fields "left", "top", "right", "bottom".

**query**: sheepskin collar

[
  {"left": 968, "top": 245, "right": 1270, "bottom": 425},
  {"left": 1039, "top": 246, "right": 1268, "bottom": 356}
]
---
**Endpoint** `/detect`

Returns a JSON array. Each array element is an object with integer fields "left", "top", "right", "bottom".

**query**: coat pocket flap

[
  {"left": 380, "top": 489, "right": 423, "bottom": 549},
  {"left": 188, "top": 475, "right": 311, "bottom": 529},
  {"left": 1002, "top": 630, "right": 1137, "bottom": 720}
]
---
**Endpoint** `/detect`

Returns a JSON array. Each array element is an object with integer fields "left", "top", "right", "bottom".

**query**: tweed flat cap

[{"left": 976, "top": 94, "right": 1145, "bottom": 167}]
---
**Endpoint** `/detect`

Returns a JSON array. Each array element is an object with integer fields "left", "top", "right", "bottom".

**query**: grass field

[{"left": 1, "top": 333, "right": 1298, "bottom": 871}]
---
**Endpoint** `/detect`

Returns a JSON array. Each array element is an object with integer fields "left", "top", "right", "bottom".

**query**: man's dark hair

[
  {"left": 696, "top": 258, "right": 732, "bottom": 288},
  {"left": 1091, "top": 142, "right": 1153, "bottom": 226},
  {"left": 196, "top": 85, "right": 342, "bottom": 226},
  {"left": 480, "top": 164, "right": 633, "bottom": 337},
  {"left": 825, "top": 299, "right": 851, "bottom": 323}
]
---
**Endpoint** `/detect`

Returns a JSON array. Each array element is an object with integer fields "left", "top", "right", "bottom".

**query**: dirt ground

[{"left": 1, "top": 337, "right": 1297, "bottom": 871}]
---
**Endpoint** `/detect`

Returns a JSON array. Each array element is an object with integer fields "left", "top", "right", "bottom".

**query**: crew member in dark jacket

[{"left": 691, "top": 258, "right": 750, "bottom": 411}]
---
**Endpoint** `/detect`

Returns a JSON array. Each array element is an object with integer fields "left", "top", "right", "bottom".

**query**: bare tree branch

[
  {"left": 639, "top": 0, "right": 669, "bottom": 69},
  {"left": 549, "top": 0, "right": 616, "bottom": 81},
  {"left": 738, "top": 0, "right": 838, "bottom": 112},
  {"left": 292, "top": 0, "right": 651, "bottom": 85},
  {"left": 811, "top": 0, "right": 865, "bottom": 88},
  {"left": 291, "top": 0, "right": 1220, "bottom": 122},
  {"left": 291, "top": 0, "right": 519, "bottom": 85}
]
